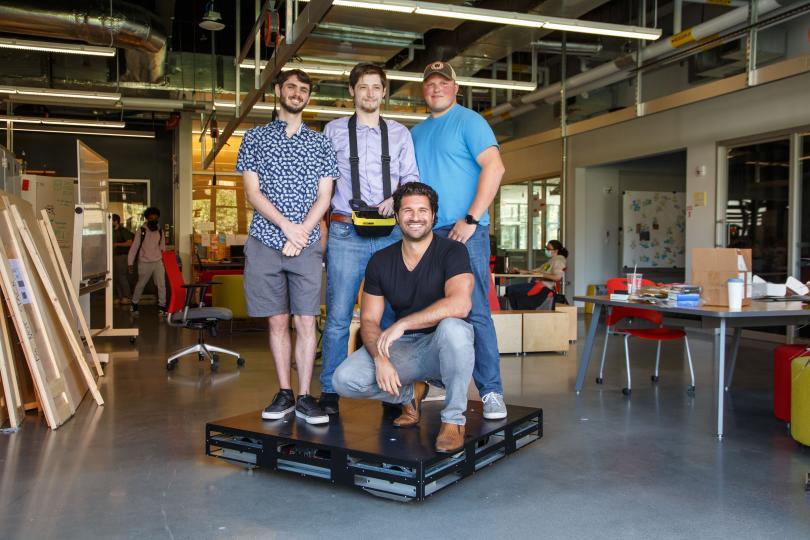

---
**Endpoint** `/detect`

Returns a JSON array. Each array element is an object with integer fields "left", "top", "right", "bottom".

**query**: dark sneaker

[
  {"left": 157, "top": 305, "right": 167, "bottom": 316},
  {"left": 130, "top": 303, "right": 139, "bottom": 313},
  {"left": 295, "top": 394, "right": 329, "bottom": 425},
  {"left": 318, "top": 392, "right": 340, "bottom": 415},
  {"left": 261, "top": 390, "right": 295, "bottom": 420}
]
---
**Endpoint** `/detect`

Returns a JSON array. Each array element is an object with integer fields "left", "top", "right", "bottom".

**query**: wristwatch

[{"left": 464, "top": 214, "right": 479, "bottom": 225}]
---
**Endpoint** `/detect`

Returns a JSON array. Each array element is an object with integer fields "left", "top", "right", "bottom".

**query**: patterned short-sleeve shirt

[{"left": 236, "top": 120, "right": 339, "bottom": 250}]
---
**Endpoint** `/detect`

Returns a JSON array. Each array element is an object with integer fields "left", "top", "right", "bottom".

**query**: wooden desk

[{"left": 575, "top": 295, "right": 810, "bottom": 438}]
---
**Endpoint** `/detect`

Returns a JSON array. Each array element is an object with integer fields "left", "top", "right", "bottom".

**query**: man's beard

[
  {"left": 356, "top": 99, "right": 380, "bottom": 114},
  {"left": 401, "top": 221, "right": 431, "bottom": 242},
  {"left": 279, "top": 96, "right": 306, "bottom": 114}
]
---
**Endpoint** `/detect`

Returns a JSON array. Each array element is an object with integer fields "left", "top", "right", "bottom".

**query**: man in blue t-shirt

[
  {"left": 410, "top": 61, "right": 507, "bottom": 420},
  {"left": 332, "top": 182, "right": 475, "bottom": 453}
]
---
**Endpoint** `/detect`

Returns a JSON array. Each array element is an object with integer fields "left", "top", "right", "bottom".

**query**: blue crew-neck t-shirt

[{"left": 410, "top": 104, "right": 498, "bottom": 229}]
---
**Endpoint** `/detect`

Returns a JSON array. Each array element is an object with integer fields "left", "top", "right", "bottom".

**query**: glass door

[
  {"left": 531, "top": 178, "right": 561, "bottom": 265},
  {"left": 495, "top": 183, "right": 529, "bottom": 270},
  {"left": 725, "top": 139, "right": 791, "bottom": 283}
]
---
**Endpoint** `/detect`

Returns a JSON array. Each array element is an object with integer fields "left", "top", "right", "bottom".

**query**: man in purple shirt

[{"left": 319, "top": 63, "right": 419, "bottom": 414}]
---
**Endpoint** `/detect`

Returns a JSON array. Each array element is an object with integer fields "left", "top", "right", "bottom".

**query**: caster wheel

[
  {"left": 687, "top": 385, "right": 696, "bottom": 395},
  {"left": 595, "top": 377, "right": 604, "bottom": 384},
  {"left": 237, "top": 357, "right": 245, "bottom": 367},
  {"left": 210, "top": 362, "right": 219, "bottom": 373},
  {"left": 621, "top": 388, "right": 631, "bottom": 396},
  {"left": 651, "top": 375, "right": 660, "bottom": 383},
  {"left": 198, "top": 353, "right": 205, "bottom": 362},
  {"left": 166, "top": 360, "right": 177, "bottom": 371},
  {"left": 212, "top": 353, "right": 219, "bottom": 362}
]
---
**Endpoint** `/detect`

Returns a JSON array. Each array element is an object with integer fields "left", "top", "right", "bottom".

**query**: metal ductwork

[
  {"left": 486, "top": 0, "right": 788, "bottom": 126},
  {"left": 0, "top": 0, "right": 167, "bottom": 83}
]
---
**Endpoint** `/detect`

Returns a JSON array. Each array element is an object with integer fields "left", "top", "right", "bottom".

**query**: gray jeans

[
  {"left": 332, "top": 318, "right": 475, "bottom": 425},
  {"left": 132, "top": 260, "right": 166, "bottom": 306}
]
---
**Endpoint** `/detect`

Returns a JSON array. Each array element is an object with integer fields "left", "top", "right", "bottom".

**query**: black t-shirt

[
  {"left": 113, "top": 226, "right": 134, "bottom": 256},
  {"left": 364, "top": 234, "right": 472, "bottom": 333}
]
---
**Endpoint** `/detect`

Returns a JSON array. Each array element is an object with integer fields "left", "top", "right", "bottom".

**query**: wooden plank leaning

[
  {"left": 38, "top": 209, "right": 103, "bottom": 377},
  {"left": 0, "top": 294, "right": 25, "bottom": 428},
  {"left": 0, "top": 220, "right": 68, "bottom": 428},
  {"left": 7, "top": 203, "right": 103, "bottom": 406}
]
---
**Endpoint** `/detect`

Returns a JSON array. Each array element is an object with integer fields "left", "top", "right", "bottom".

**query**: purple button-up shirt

[{"left": 323, "top": 116, "right": 419, "bottom": 215}]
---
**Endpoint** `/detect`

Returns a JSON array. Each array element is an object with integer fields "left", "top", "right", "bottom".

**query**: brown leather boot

[
  {"left": 393, "top": 381, "right": 429, "bottom": 427},
  {"left": 435, "top": 422, "right": 465, "bottom": 453}
]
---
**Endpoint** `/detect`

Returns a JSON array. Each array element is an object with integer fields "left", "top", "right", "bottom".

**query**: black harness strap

[{"left": 348, "top": 114, "right": 391, "bottom": 210}]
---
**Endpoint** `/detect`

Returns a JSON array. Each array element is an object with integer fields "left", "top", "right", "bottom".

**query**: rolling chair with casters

[
  {"left": 162, "top": 251, "right": 244, "bottom": 372},
  {"left": 596, "top": 277, "right": 695, "bottom": 396}
]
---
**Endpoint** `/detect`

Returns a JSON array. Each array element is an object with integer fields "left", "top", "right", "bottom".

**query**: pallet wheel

[
  {"left": 651, "top": 375, "right": 660, "bottom": 383},
  {"left": 129, "top": 336, "right": 136, "bottom": 344},
  {"left": 237, "top": 356, "right": 246, "bottom": 367},
  {"left": 621, "top": 387, "right": 631, "bottom": 396},
  {"left": 595, "top": 377, "right": 604, "bottom": 384}
]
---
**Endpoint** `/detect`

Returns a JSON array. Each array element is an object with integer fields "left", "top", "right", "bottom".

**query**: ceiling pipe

[
  {"left": 486, "top": 0, "right": 786, "bottom": 126},
  {"left": 0, "top": 0, "right": 167, "bottom": 83}
]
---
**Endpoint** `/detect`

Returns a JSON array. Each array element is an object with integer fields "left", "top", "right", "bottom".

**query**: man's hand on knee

[
  {"left": 374, "top": 356, "right": 401, "bottom": 396},
  {"left": 377, "top": 321, "right": 405, "bottom": 359}
]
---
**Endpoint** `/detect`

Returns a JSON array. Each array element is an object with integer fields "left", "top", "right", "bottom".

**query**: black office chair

[{"left": 163, "top": 251, "right": 244, "bottom": 372}]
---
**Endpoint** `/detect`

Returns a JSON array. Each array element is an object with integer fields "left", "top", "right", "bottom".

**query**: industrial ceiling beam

[{"left": 203, "top": 0, "right": 335, "bottom": 169}]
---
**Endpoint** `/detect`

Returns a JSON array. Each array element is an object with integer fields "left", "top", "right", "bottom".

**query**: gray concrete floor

[{"left": 2, "top": 306, "right": 810, "bottom": 539}]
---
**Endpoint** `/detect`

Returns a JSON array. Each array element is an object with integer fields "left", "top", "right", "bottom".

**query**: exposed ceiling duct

[
  {"left": 0, "top": 0, "right": 168, "bottom": 83},
  {"left": 485, "top": 0, "right": 790, "bottom": 125}
]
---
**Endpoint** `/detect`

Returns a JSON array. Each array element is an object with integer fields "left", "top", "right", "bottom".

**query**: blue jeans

[
  {"left": 332, "top": 318, "right": 475, "bottom": 425},
  {"left": 434, "top": 224, "right": 503, "bottom": 396},
  {"left": 320, "top": 222, "right": 401, "bottom": 393}
]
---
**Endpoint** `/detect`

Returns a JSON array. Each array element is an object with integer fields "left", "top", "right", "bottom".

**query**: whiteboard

[
  {"left": 622, "top": 191, "right": 685, "bottom": 269},
  {"left": 76, "top": 141, "right": 109, "bottom": 281}
]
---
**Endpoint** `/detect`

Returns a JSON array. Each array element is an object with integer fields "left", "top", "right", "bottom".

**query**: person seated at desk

[
  {"left": 332, "top": 183, "right": 475, "bottom": 453},
  {"left": 506, "top": 240, "right": 567, "bottom": 309}
]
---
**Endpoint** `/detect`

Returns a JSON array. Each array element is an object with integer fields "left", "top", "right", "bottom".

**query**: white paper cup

[{"left": 727, "top": 278, "right": 744, "bottom": 310}]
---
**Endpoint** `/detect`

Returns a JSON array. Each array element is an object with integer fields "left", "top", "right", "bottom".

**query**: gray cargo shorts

[{"left": 243, "top": 235, "right": 323, "bottom": 317}]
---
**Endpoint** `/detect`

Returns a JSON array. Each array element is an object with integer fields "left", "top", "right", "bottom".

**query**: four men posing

[{"left": 237, "top": 60, "right": 506, "bottom": 451}]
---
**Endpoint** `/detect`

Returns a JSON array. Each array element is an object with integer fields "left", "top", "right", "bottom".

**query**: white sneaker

[{"left": 482, "top": 392, "right": 507, "bottom": 420}]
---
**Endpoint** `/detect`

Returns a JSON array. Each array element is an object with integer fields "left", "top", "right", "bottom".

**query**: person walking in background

[
  {"left": 410, "top": 61, "right": 508, "bottom": 420},
  {"left": 112, "top": 213, "right": 133, "bottom": 305},
  {"left": 318, "top": 63, "right": 419, "bottom": 415},
  {"left": 128, "top": 207, "right": 166, "bottom": 315}
]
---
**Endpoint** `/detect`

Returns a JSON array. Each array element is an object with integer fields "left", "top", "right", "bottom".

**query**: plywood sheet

[{"left": 0, "top": 294, "right": 24, "bottom": 428}]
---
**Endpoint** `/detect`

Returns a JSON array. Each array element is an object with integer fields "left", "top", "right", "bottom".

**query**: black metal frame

[{"left": 206, "top": 400, "right": 542, "bottom": 501}]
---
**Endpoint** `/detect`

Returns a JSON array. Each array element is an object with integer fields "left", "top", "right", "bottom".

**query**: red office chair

[
  {"left": 596, "top": 277, "right": 695, "bottom": 396},
  {"left": 162, "top": 251, "right": 244, "bottom": 372}
]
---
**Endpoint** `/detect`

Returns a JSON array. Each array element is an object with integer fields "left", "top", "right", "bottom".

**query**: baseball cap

[{"left": 422, "top": 61, "right": 456, "bottom": 82}]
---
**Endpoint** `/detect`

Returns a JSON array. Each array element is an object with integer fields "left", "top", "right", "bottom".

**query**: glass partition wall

[{"left": 493, "top": 177, "right": 562, "bottom": 271}]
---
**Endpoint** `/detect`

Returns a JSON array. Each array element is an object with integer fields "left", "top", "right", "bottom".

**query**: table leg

[
  {"left": 724, "top": 327, "right": 742, "bottom": 391},
  {"left": 714, "top": 319, "right": 727, "bottom": 439},
  {"left": 575, "top": 303, "right": 603, "bottom": 394}
]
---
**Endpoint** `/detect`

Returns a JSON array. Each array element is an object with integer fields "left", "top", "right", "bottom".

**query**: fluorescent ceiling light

[
  {"left": 194, "top": 129, "right": 248, "bottom": 136},
  {"left": 10, "top": 126, "right": 153, "bottom": 138},
  {"left": 238, "top": 61, "right": 536, "bottom": 91},
  {"left": 332, "top": 0, "right": 415, "bottom": 13},
  {"left": 301, "top": 0, "right": 661, "bottom": 40},
  {"left": 542, "top": 19, "right": 662, "bottom": 40},
  {"left": 0, "top": 115, "right": 126, "bottom": 128},
  {"left": 413, "top": 6, "right": 542, "bottom": 28},
  {"left": 0, "top": 37, "right": 116, "bottom": 57},
  {"left": 0, "top": 85, "right": 121, "bottom": 101}
]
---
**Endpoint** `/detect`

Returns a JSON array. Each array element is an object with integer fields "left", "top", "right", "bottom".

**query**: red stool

[{"left": 774, "top": 345, "right": 810, "bottom": 422}]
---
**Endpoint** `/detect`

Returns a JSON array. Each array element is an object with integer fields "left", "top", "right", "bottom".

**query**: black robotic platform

[{"left": 206, "top": 399, "right": 542, "bottom": 501}]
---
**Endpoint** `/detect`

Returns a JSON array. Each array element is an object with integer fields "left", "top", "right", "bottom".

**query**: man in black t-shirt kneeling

[{"left": 332, "top": 182, "right": 475, "bottom": 453}]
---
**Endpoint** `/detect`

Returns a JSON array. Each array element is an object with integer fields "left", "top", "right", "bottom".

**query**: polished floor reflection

[{"left": 1, "top": 306, "right": 809, "bottom": 539}]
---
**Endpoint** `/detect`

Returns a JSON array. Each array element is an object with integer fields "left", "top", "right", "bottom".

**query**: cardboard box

[{"left": 691, "top": 248, "right": 752, "bottom": 307}]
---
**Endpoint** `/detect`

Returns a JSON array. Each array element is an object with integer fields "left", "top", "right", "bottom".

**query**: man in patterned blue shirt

[{"left": 237, "top": 69, "right": 339, "bottom": 425}]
